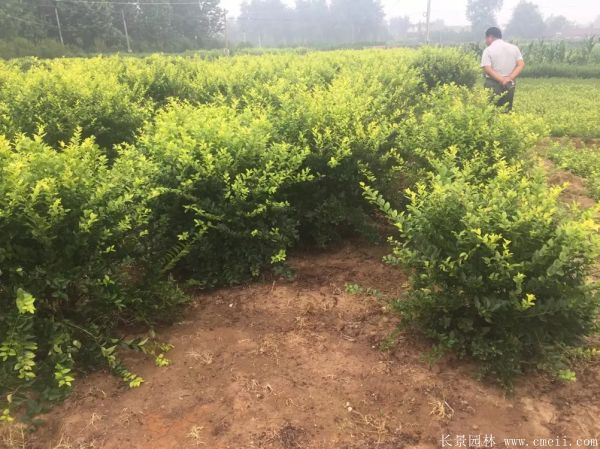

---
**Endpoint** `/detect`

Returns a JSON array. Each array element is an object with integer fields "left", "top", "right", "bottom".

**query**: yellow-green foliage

[
  {"left": 0, "top": 58, "right": 151, "bottom": 150},
  {"left": 364, "top": 153, "right": 600, "bottom": 386},
  {"left": 134, "top": 101, "right": 312, "bottom": 285},
  {"left": 0, "top": 49, "right": 424, "bottom": 419},
  {"left": 0, "top": 134, "right": 185, "bottom": 420},
  {"left": 396, "top": 85, "right": 545, "bottom": 186},
  {"left": 410, "top": 47, "right": 480, "bottom": 90},
  {"left": 0, "top": 48, "right": 596, "bottom": 419}
]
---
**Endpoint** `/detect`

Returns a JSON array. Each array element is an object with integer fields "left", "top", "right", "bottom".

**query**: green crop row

[
  {"left": 463, "top": 38, "right": 600, "bottom": 66},
  {"left": 519, "top": 38, "right": 600, "bottom": 65},
  {"left": 521, "top": 63, "right": 600, "bottom": 79},
  {"left": 517, "top": 78, "right": 600, "bottom": 139}
]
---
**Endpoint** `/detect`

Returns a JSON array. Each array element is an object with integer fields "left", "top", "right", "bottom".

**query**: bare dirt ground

[
  {"left": 544, "top": 159, "right": 597, "bottom": 210},
  {"left": 4, "top": 239, "right": 599, "bottom": 449},
  {"left": 3, "top": 153, "right": 600, "bottom": 449}
]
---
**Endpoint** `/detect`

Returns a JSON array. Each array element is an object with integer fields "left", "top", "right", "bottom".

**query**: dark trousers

[{"left": 484, "top": 78, "right": 516, "bottom": 112}]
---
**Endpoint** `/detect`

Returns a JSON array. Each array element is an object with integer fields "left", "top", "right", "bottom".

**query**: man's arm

[
  {"left": 508, "top": 59, "right": 525, "bottom": 82},
  {"left": 483, "top": 65, "right": 507, "bottom": 84}
]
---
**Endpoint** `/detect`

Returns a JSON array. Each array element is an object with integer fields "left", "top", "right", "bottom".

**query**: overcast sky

[{"left": 221, "top": 0, "right": 600, "bottom": 26}]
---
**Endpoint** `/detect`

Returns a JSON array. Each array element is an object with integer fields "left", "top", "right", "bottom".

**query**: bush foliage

[
  {"left": 0, "top": 47, "right": 597, "bottom": 419},
  {"left": 0, "top": 134, "right": 186, "bottom": 420},
  {"left": 133, "top": 102, "right": 311, "bottom": 285},
  {"left": 0, "top": 59, "right": 151, "bottom": 150},
  {"left": 410, "top": 47, "right": 479, "bottom": 91},
  {"left": 364, "top": 153, "right": 600, "bottom": 385},
  {"left": 396, "top": 85, "right": 545, "bottom": 187}
]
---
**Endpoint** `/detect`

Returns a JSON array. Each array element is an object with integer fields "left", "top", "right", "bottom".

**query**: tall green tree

[
  {"left": 505, "top": 1, "right": 545, "bottom": 39},
  {"left": 55, "top": 0, "right": 118, "bottom": 50},
  {"left": 388, "top": 15, "right": 411, "bottom": 41},
  {"left": 1, "top": 0, "right": 224, "bottom": 54},
  {"left": 466, "top": 0, "right": 503, "bottom": 38},
  {"left": 544, "top": 15, "right": 571, "bottom": 37},
  {"left": 293, "top": 0, "right": 330, "bottom": 45},
  {"left": 121, "top": 0, "right": 174, "bottom": 51},
  {"left": 237, "top": 0, "right": 292, "bottom": 47},
  {"left": 0, "top": 0, "right": 54, "bottom": 40},
  {"left": 170, "top": 0, "right": 223, "bottom": 48}
]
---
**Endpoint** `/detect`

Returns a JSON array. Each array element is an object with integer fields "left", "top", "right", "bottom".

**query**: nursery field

[
  {"left": 517, "top": 78, "right": 600, "bottom": 138},
  {"left": 1, "top": 49, "right": 600, "bottom": 448}
]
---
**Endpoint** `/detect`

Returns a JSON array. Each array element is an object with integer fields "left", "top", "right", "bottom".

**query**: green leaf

[{"left": 16, "top": 288, "right": 36, "bottom": 314}]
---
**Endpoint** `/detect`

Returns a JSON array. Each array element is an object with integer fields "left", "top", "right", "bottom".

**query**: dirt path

[
  {"left": 7, "top": 241, "right": 597, "bottom": 449},
  {"left": 543, "top": 159, "right": 596, "bottom": 210}
]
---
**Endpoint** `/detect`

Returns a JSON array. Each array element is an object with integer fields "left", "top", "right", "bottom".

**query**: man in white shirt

[{"left": 481, "top": 27, "right": 525, "bottom": 112}]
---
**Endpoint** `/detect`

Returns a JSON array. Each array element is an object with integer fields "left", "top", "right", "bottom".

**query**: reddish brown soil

[
  {"left": 544, "top": 159, "right": 597, "bottom": 210},
  {"left": 8, "top": 242, "right": 599, "bottom": 449}
]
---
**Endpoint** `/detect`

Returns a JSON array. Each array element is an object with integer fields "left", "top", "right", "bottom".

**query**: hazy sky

[{"left": 221, "top": 0, "right": 600, "bottom": 25}]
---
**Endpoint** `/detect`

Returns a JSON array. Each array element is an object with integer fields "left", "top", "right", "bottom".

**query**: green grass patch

[{"left": 517, "top": 78, "right": 600, "bottom": 139}]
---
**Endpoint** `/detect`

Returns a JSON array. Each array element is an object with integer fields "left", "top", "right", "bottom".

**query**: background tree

[
  {"left": 544, "top": 15, "right": 571, "bottom": 37},
  {"left": 170, "top": 0, "right": 223, "bottom": 48},
  {"left": 0, "top": 0, "right": 224, "bottom": 53},
  {"left": 329, "top": 0, "right": 385, "bottom": 44},
  {"left": 293, "top": 0, "right": 330, "bottom": 45},
  {"left": 0, "top": 0, "right": 54, "bottom": 41},
  {"left": 122, "top": 1, "right": 174, "bottom": 52},
  {"left": 505, "top": 1, "right": 545, "bottom": 39},
  {"left": 466, "top": 0, "right": 503, "bottom": 38},
  {"left": 237, "top": 0, "right": 293, "bottom": 47},
  {"left": 56, "top": 1, "right": 117, "bottom": 50},
  {"left": 388, "top": 15, "right": 411, "bottom": 41}
]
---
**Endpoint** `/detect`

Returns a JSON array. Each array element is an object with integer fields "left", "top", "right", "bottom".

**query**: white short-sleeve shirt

[{"left": 481, "top": 39, "right": 524, "bottom": 77}]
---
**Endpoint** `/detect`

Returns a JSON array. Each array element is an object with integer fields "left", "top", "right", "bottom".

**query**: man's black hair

[{"left": 485, "top": 27, "right": 502, "bottom": 39}]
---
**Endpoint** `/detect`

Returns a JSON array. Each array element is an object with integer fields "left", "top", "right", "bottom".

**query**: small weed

[{"left": 345, "top": 283, "right": 363, "bottom": 295}]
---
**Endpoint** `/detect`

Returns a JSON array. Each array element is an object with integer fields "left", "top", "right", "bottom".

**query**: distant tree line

[
  {"left": 231, "top": 0, "right": 386, "bottom": 47},
  {"left": 231, "top": 0, "right": 599, "bottom": 48},
  {"left": 0, "top": 0, "right": 598, "bottom": 55},
  {"left": 465, "top": 0, "right": 599, "bottom": 41},
  {"left": 0, "top": 0, "right": 224, "bottom": 52}
]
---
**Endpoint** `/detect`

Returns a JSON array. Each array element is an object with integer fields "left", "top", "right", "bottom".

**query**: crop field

[
  {"left": 517, "top": 78, "right": 600, "bottom": 138},
  {"left": 1, "top": 49, "right": 600, "bottom": 448}
]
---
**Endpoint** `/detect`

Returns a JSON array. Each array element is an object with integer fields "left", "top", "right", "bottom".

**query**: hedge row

[
  {"left": 522, "top": 63, "right": 600, "bottom": 79},
  {"left": 0, "top": 48, "right": 597, "bottom": 421}
]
